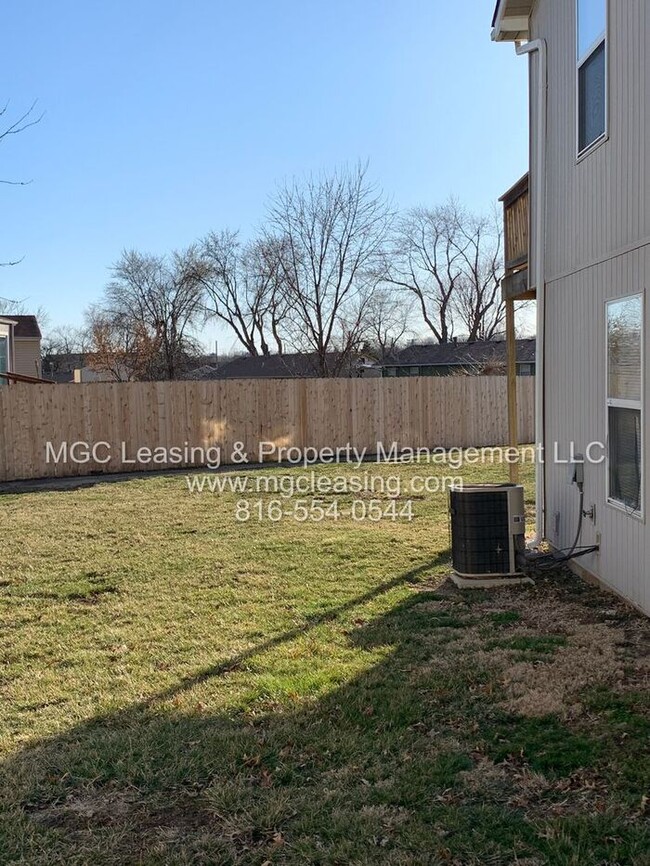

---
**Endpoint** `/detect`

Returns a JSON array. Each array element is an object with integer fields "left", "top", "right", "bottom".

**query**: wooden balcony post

[{"left": 506, "top": 297, "right": 519, "bottom": 483}]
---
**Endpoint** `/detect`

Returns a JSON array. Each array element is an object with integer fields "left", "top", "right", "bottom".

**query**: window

[
  {"left": 0, "top": 336, "right": 8, "bottom": 385},
  {"left": 577, "top": 0, "right": 607, "bottom": 155},
  {"left": 607, "top": 295, "right": 643, "bottom": 513}
]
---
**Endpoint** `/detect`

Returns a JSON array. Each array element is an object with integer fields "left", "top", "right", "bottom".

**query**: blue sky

[{"left": 1, "top": 0, "right": 528, "bottom": 350}]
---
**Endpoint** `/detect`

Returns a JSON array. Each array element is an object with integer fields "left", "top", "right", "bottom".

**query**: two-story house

[{"left": 493, "top": 1, "right": 649, "bottom": 614}]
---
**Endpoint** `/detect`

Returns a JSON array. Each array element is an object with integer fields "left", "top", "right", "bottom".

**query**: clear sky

[{"left": 1, "top": 0, "right": 528, "bottom": 350}]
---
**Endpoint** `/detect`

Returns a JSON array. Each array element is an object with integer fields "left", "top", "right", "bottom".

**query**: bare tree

[
  {"left": 0, "top": 295, "right": 22, "bottom": 313},
  {"left": 387, "top": 205, "right": 462, "bottom": 344},
  {"left": 1, "top": 101, "right": 43, "bottom": 267},
  {"left": 388, "top": 201, "right": 504, "bottom": 344},
  {"left": 198, "top": 231, "right": 287, "bottom": 356},
  {"left": 364, "top": 287, "right": 413, "bottom": 359},
  {"left": 451, "top": 207, "right": 504, "bottom": 341},
  {"left": 93, "top": 249, "right": 205, "bottom": 380},
  {"left": 42, "top": 324, "right": 89, "bottom": 356},
  {"left": 0, "top": 296, "right": 49, "bottom": 326},
  {"left": 40, "top": 323, "right": 91, "bottom": 379},
  {"left": 266, "top": 163, "right": 393, "bottom": 377}
]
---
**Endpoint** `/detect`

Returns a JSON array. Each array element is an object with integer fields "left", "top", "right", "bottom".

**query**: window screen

[
  {"left": 577, "top": 0, "right": 607, "bottom": 154},
  {"left": 608, "top": 407, "right": 641, "bottom": 510},
  {"left": 578, "top": 41, "right": 606, "bottom": 154}
]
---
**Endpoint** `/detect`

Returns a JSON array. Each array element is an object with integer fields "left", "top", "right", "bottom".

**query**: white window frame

[
  {"left": 576, "top": 0, "right": 608, "bottom": 160},
  {"left": 606, "top": 292, "right": 644, "bottom": 519}
]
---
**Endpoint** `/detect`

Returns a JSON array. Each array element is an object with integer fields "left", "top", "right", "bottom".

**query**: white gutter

[{"left": 516, "top": 38, "right": 547, "bottom": 546}]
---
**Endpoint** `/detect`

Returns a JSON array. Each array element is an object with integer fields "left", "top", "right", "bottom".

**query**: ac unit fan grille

[{"left": 450, "top": 491, "right": 511, "bottom": 575}]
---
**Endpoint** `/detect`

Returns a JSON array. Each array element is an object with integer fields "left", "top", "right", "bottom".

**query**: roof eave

[{"left": 491, "top": 0, "right": 532, "bottom": 42}]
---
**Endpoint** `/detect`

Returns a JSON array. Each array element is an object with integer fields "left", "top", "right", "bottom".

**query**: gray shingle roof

[
  {"left": 387, "top": 338, "right": 535, "bottom": 368},
  {"left": 192, "top": 352, "right": 374, "bottom": 379},
  {"left": 204, "top": 352, "right": 354, "bottom": 380},
  {"left": 11, "top": 315, "right": 42, "bottom": 339}
]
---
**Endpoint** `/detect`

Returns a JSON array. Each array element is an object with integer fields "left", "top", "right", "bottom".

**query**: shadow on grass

[{"left": 1, "top": 554, "right": 648, "bottom": 866}]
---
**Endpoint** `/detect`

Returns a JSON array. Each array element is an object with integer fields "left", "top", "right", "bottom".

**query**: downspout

[{"left": 516, "top": 38, "right": 547, "bottom": 546}]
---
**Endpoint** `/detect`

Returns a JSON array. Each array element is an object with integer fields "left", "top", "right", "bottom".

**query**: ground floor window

[
  {"left": 0, "top": 335, "right": 8, "bottom": 385},
  {"left": 606, "top": 294, "right": 643, "bottom": 513}
]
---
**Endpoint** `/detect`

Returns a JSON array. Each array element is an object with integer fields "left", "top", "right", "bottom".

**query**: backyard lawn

[{"left": 1, "top": 454, "right": 649, "bottom": 865}]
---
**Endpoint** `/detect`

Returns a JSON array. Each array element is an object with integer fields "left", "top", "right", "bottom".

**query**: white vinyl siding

[
  {"left": 530, "top": 0, "right": 650, "bottom": 614},
  {"left": 606, "top": 294, "right": 643, "bottom": 514},
  {"left": 13, "top": 338, "right": 42, "bottom": 378},
  {"left": 577, "top": 0, "right": 607, "bottom": 156}
]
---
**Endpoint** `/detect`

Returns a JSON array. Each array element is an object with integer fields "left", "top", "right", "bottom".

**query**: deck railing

[{"left": 501, "top": 173, "right": 529, "bottom": 275}]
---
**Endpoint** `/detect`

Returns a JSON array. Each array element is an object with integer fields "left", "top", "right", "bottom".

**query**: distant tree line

[{"left": 43, "top": 163, "right": 506, "bottom": 380}]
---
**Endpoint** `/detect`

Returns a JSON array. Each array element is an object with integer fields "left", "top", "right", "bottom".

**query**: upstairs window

[
  {"left": 577, "top": 0, "right": 607, "bottom": 155},
  {"left": 607, "top": 295, "right": 643, "bottom": 514}
]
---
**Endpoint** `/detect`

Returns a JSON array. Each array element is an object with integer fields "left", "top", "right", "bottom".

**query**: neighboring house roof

[
  {"left": 42, "top": 352, "right": 86, "bottom": 371},
  {"left": 48, "top": 371, "right": 76, "bottom": 384},
  {"left": 386, "top": 339, "right": 536, "bottom": 369},
  {"left": 184, "top": 364, "right": 223, "bottom": 381},
  {"left": 11, "top": 315, "right": 42, "bottom": 339},
  {"left": 199, "top": 352, "right": 375, "bottom": 380}
]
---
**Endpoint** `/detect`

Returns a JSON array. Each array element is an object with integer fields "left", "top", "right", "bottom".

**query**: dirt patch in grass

[
  {"left": 499, "top": 621, "right": 625, "bottom": 718},
  {"left": 29, "top": 788, "right": 138, "bottom": 829},
  {"left": 459, "top": 756, "right": 613, "bottom": 820},
  {"left": 443, "top": 576, "right": 650, "bottom": 720}
]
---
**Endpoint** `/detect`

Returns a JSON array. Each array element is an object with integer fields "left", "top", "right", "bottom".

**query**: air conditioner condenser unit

[{"left": 449, "top": 484, "right": 526, "bottom": 580}]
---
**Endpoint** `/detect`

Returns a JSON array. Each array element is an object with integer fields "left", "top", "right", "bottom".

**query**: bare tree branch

[
  {"left": 1, "top": 100, "right": 43, "bottom": 266},
  {"left": 266, "top": 163, "right": 393, "bottom": 376},
  {"left": 387, "top": 201, "right": 505, "bottom": 344},
  {"left": 88, "top": 249, "right": 205, "bottom": 380},
  {"left": 197, "top": 231, "right": 288, "bottom": 356}
]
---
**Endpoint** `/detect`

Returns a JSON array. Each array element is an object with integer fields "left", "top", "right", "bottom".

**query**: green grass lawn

[{"left": 1, "top": 454, "right": 649, "bottom": 865}]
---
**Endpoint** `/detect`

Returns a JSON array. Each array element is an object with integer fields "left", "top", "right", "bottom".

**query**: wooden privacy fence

[{"left": 0, "top": 376, "right": 535, "bottom": 483}]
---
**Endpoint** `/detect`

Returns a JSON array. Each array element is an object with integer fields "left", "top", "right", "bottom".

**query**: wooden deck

[
  {"left": 500, "top": 173, "right": 535, "bottom": 302},
  {"left": 500, "top": 173, "right": 534, "bottom": 482}
]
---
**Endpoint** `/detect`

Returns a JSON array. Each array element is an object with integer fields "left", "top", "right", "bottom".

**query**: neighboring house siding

[
  {"left": 383, "top": 363, "right": 536, "bottom": 378},
  {"left": 14, "top": 339, "right": 42, "bottom": 378},
  {"left": 530, "top": 0, "right": 650, "bottom": 613}
]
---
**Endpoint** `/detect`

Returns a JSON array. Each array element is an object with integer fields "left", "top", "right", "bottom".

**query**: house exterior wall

[
  {"left": 529, "top": 0, "right": 650, "bottom": 613},
  {"left": 14, "top": 338, "right": 42, "bottom": 378},
  {"left": 382, "top": 364, "right": 536, "bottom": 378}
]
